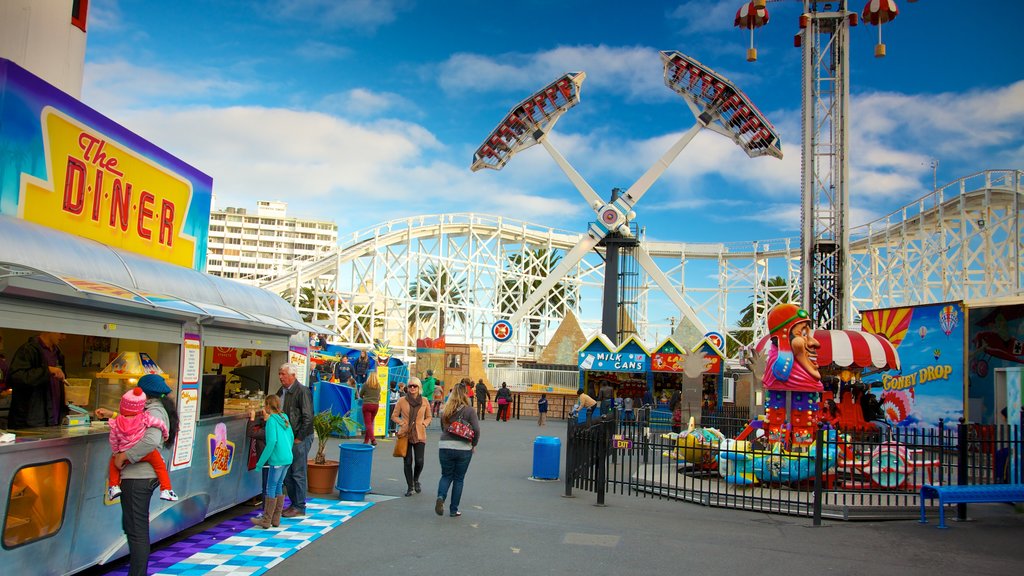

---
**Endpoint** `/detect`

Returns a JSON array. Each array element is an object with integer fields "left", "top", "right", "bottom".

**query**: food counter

[{"left": 1, "top": 414, "right": 259, "bottom": 575}]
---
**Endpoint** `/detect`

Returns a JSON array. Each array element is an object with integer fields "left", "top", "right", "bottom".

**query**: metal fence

[
  {"left": 485, "top": 367, "right": 578, "bottom": 393},
  {"left": 565, "top": 412, "right": 1023, "bottom": 522}
]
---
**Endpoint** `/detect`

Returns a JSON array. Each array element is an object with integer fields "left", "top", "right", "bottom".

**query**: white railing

[{"left": 485, "top": 367, "right": 579, "bottom": 393}]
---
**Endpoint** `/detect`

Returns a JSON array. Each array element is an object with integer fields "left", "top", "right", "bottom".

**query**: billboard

[
  {"left": 861, "top": 301, "right": 965, "bottom": 428},
  {"left": 0, "top": 58, "right": 211, "bottom": 269}
]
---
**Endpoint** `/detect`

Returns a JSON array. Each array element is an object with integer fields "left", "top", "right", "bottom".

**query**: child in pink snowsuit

[{"left": 107, "top": 387, "right": 177, "bottom": 501}]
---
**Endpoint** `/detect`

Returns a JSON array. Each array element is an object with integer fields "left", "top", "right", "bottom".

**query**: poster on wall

[
  {"left": 182, "top": 333, "right": 200, "bottom": 385},
  {"left": 967, "top": 303, "right": 1024, "bottom": 424},
  {"left": 170, "top": 383, "right": 199, "bottom": 471},
  {"left": 862, "top": 301, "right": 965, "bottom": 428},
  {"left": 208, "top": 422, "right": 235, "bottom": 479},
  {"left": 289, "top": 346, "right": 309, "bottom": 385}
]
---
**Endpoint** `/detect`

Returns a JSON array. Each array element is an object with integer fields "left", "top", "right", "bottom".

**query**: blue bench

[{"left": 919, "top": 483, "right": 1024, "bottom": 528}]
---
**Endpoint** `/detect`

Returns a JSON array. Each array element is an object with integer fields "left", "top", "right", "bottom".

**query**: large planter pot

[{"left": 307, "top": 460, "right": 339, "bottom": 494}]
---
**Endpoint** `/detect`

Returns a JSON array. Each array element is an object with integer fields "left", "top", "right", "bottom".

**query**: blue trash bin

[
  {"left": 532, "top": 436, "right": 561, "bottom": 480},
  {"left": 337, "top": 443, "right": 374, "bottom": 501}
]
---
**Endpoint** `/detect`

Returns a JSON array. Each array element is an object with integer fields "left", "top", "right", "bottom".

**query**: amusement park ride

[
  {"left": 472, "top": 52, "right": 783, "bottom": 345},
  {"left": 737, "top": 0, "right": 906, "bottom": 330}
]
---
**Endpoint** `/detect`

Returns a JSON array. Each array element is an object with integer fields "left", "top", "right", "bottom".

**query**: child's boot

[
  {"left": 271, "top": 495, "right": 285, "bottom": 527},
  {"left": 250, "top": 499, "right": 273, "bottom": 529}
]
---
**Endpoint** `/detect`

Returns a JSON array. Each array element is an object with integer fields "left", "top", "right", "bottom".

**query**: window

[{"left": 4, "top": 460, "right": 71, "bottom": 549}]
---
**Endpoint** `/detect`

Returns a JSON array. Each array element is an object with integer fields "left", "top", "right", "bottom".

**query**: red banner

[{"left": 213, "top": 347, "right": 238, "bottom": 366}]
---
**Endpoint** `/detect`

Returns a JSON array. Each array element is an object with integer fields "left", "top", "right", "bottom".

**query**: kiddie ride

[{"left": 663, "top": 418, "right": 840, "bottom": 487}]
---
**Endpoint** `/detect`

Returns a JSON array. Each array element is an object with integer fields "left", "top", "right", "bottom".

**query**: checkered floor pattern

[{"left": 101, "top": 498, "right": 372, "bottom": 576}]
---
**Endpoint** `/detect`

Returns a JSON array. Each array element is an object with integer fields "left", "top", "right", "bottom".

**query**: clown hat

[{"left": 766, "top": 303, "right": 809, "bottom": 381}]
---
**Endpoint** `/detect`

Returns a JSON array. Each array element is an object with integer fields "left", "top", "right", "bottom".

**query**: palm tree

[
  {"left": 500, "top": 248, "right": 578, "bottom": 349},
  {"left": 282, "top": 286, "right": 320, "bottom": 323},
  {"left": 728, "top": 276, "right": 791, "bottom": 356},
  {"left": 407, "top": 264, "right": 467, "bottom": 338}
]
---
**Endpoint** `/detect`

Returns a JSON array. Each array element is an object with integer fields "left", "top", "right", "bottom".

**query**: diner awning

[
  {"left": 814, "top": 329, "right": 900, "bottom": 371},
  {"left": 0, "top": 216, "right": 308, "bottom": 335}
]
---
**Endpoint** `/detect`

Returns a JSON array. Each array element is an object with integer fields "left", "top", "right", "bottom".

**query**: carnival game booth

[
  {"left": 577, "top": 334, "right": 650, "bottom": 417},
  {"left": 313, "top": 342, "right": 408, "bottom": 439},
  {"left": 0, "top": 58, "right": 325, "bottom": 574},
  {"left": 651, "top": 338, "right": 702, "bottom": 429}
]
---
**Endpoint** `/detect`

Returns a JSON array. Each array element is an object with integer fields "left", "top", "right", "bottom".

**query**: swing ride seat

[{"left": 919, "top": 483, "right": 1024, "bottom": 529}]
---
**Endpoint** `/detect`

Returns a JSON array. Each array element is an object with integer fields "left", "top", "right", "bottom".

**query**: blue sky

[{"left": 81, "top": 0, "right": 1023, "bottom": 247}]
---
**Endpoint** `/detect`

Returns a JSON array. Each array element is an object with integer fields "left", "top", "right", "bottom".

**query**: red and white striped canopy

[
  {"left": 814, "top": 329, "right": 900, "bottom": 371},
  {"left": 862, "top": 0, "right": 899, "bottom": 26},
  {"left": 735, "top": 2, "right": 770, "bottom": 30}
]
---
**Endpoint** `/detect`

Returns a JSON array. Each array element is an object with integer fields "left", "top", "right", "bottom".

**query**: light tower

[{"left": 736, "top": 0, "right": 902, "bottom": 329}]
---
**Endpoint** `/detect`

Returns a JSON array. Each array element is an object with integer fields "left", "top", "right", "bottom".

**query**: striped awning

[{"left": 814, "top": 329, "right": 900, "bottom": 371}]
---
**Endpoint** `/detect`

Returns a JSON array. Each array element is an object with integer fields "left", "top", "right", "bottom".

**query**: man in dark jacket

[
  {"left": 474, "top": 379, "right": 490, "bottom": 420},
  {"left": 8, "top": 332, "right": 68, "bottom": 428},
  {"left": 333, "top": 355, "right": 353, "bottom": 383},
  {"left": 276, "top": 363, "right": 313, "bottom": 517}
]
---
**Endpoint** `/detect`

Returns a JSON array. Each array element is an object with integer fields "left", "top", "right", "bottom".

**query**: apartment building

[{"left": 206, "top": 200, "right": 337, "bottom": 284}]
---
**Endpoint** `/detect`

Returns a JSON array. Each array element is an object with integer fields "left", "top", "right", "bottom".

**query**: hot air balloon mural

[
  {"left": 862, "top": 0, "right": 899, "bottom": 58},
  {"left": 939, "top": 305, "right": 959, "bottom": 337},
  {"left": 735, "top": 1, "right": 770, "bottom": 62},
  {"left": 862, "top": 307, "right": 913, "bottom": 347},
  {"left": 918, "top": 326, "right": 928, "bottom": 340},
  {"left": 933, "top": 348, "right": 941, "bottom": 362}
]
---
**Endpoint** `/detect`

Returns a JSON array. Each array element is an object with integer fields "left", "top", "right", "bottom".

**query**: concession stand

[
  {"left": 577, "top": 334, "right": 650, "bottom": 405},
  {"left": 0, "top": 58, "right": 324, "bottom": 574}
]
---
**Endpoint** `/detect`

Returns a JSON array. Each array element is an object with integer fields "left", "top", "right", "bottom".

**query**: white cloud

[
  {"left": 272, "top": 0, "right": 412, "bottom": 31},
  {"left": 667, "top": 0, "right": 739, "bottom": 35},
  {"left": 318, "top": 88, "right": 417, "bottom": 117},
  {"left": 293, "top": 40, "right": 352, "bottom": 61},
  {"left": 437, "top": 45, "right": 666, "bottom": 103},
  {"left": 86, "top": 0, "right": 123, "bottom": 31},
  {"left": 83, "top": 60, "right": 255, "bottom": 110}
]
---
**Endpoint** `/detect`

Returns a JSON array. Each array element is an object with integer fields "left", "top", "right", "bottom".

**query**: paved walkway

[{"left": 94, "top": 416, "right": 1024, "bottom": 576}]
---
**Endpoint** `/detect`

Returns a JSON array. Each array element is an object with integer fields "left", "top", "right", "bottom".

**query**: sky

[{"left": 81, "top": 0, "right": 1023, "bottom": 249}]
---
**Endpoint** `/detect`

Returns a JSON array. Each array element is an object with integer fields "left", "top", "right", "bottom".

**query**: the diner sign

[
  {"left": 578, "top": 351, "right": 649, "bottom": 372},
  {"left": 0, "top": 58, "right": 212, "bottom": 269}
]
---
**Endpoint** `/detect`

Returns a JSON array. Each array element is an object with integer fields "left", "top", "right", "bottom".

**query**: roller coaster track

[{"left": 258, "top": 169, "right": 1021, "bottom": 361}]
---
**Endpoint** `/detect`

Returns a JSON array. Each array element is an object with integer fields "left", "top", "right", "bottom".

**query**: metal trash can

[
  {"left": 532, "top": 436, "right": 561, "bottom": 480},
  {"left": 336, "top": 443, "right": 374, "bottom": 501}
]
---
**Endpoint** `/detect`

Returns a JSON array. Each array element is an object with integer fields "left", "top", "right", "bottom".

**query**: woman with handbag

[
  {"left": 391, "top": 377, "right": 432, "bottom": 496},
  {"left": 435, "top": 382, "right": 480, "bottom": 518}
]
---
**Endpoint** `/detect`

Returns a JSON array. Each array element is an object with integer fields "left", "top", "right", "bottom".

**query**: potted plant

[{"left": 307, "top": 409, "right": 362, "bottom": 493}]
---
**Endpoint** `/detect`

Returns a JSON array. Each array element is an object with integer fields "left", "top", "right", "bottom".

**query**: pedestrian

[
  {"left": 251, "top": 394, "right": 294, "bottom": 529},
  {"left": 391, "top": 376, "right": 432, "bottom": 496},
  {"left": 474, "top": 378, "right": 490, "bottom": 420},
  {"left": 106, "top": 387, "right": 177, "bottom": 503},
  {"left": 622, "top": 395, "right": 635, "bottom": 421},
  {"left": 421, "top": 369, "right": 437, "bottom": 413},
  {"left": 276, "top": 363, "right": 314, "bottom": 518},
  {"left": 359, "top": 370, "right": 381, "bottom": 446},
  {"left": 432, "top": 381, "right": 445, "bottom": 418},
  {"left": 669, "top": 389, "right": 683, "bottom": 433},
  {"left": 105, "top": 374, "right": 179, "bottom": 576},
  {"left": 598, "top": 381, "right": 615, "bottom": 415},
  {"left": 7, "top": 331, "right": 68, "bottom": 428},
  {"left": 353, "top": 350, "right": 370, "bottom": 385},
  {"left": 436, "top": 380, "right": 480, "bottom": 518},
  {"left": 575, "top": 389, "right": 598, "bottom": 421},
  {"left": 495, "top": 382, "right": 513, "bottom": 422},
  {"left": 387, "top": 380, "right": 400, "bottom": 436},
  {"left": 334, "top": 354, "right": 353, "bottom": 383},
  {"left": 246, "top": 405, "right": 269, "bottom": 510},
  {"left": 537, "top": 393, "right": 548, "bottom": 426}
]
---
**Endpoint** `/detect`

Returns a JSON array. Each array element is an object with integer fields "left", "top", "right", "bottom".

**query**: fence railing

[
  {"left": 566, "top": 413, "right": 1023, "bottom": 522},
  {"left": 485, "top": 367, "right": 578, "bottom": 393}
]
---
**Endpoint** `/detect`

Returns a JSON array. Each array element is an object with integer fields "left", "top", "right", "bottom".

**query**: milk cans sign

[{"left": 578, "top": 351, "right": 649, "bottom": 372}]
